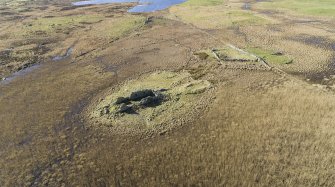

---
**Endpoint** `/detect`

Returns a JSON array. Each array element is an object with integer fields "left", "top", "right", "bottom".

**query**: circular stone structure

[{"left": 87, "top": 71, "right": 213, "bottom": 136}]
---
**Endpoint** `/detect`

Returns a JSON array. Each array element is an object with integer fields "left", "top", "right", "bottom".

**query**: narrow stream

[
  {"left": 1, "top": 64, "right": 41, "bottom": 85},
  {"left": 52, "top": 47, "right": 73, "bottom": 61},
  {"left": 0, "top": 47, "right": 74, "bottom": 85}
]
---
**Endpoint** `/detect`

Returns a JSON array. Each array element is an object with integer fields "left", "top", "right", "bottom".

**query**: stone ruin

[{"left": 100, "top": 89, "right": 167, "bottom": 116}]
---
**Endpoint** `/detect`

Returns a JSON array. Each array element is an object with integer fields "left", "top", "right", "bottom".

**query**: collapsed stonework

[{"left": 88, "top": 71, "right": 214, "bottom": 135}]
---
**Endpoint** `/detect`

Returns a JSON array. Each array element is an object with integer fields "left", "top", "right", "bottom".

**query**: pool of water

[
  {"left": 0, "top": 64, "right": 41, "bottom": 85},
  {"left": 72, "top": 0, "right": 186, "bottom": 12},
  {"left": 1, "top": 47, "right": 74, "bottom": 85},
  {"left": 52, "top": 47, "right": 73, "bottom": 61}
]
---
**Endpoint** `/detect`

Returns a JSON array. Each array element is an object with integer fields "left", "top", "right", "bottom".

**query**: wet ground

[
  {"left": 0, "top": 10, "right": 220, "bottom": 185},
  {"left": 2, "top": 0, "right": 335, "bottom": 186}
]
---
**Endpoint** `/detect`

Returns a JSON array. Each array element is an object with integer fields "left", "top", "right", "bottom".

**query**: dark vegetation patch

[
  {"left": 287, "top": 34, "right": 335, "bottom": 84},
  {"left": 288, "top": 34, "right": 335, "bottom": 50},
  {"left": 0, "top": 7, "right": 10, "bottom": 11},
  {"left": 187, "top": 65, "right": 208, "bottom": 80},
  {"left": 5, "top": 15, "right": 29, "bottom": 21},
  {"left": 0, "top": 44, "right": 49, "bottom": 75},
  {"left": 288, "top": 57, "right": 335, "bottom": 85},
  {"left": 11, "top": 37, "right": 58, "bottom": 47},
  {"left": 60, "top": 6, "right": 80, "bottom": 11},
  {"left": 0, "top": 11, "right": 15, "bottom": 15},
  {"left": 36, "top": 6, "right": 48, "bottom": 10},
  {"left": 43, "top": 15, "right": 55, "bottom": 18},
  {"left": 194, "top": 51, "right": 209, "bottom": 60}
]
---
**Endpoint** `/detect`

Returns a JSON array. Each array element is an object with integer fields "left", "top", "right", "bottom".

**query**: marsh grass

[
  {"left": 89, "top": 71, "right": 212, "bottom": 135},
  {"left": 72, "top": 73, "right": 335, "bottom": 186},
  {"left": 255, "top": 0, "right": 335, "bottom": 17},
  {"left": 2, "top": 0, "right": 335, "bottom": 186},
  {"left": 90, "top": 15, "right": 146, "bottom": 40},
  {"left": 21, "top": 15, "right": 104, "bottom": 35}
]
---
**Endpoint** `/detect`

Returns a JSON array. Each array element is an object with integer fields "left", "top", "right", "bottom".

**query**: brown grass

[
  {"left": 2, "top": 0, "right": 335, "bottom": 186},
  {"left": 68, "top": 71, "right": 335, "bottom": 186}
]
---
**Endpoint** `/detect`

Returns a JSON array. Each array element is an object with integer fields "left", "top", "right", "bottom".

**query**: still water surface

[{"left": 72, "top": 0, "right": 186, "bottom": 12}]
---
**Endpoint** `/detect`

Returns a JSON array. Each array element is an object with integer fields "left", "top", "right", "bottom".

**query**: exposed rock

[
  {"left": 100, "top": 105, "right": 110, "bottom": 116},
  {"left": 91, "top": 71, "right": 213, "bottom": 135},
  {"left": 159, "top": 130, "right": 167, "bottom": 136},
  {"left": 158, "top": 88, "right": 168, "bottom": 92},
  {"left": 129, "top": 89, "right": 155, "bottom": 101},
  {"left": 285, "top": 60, "right": 293, "bottom": 64},
  {"left": 114, "top": 97, "right": 129, "bottom": 105},
  {"left": 139, "top": 96, "right": 162, "bottom": 107},
  {"left": 155, "top": 90, "right": 165, "bottom": 97},
  {"left": 272, "top": 51, "right": 283, "bottom": 56},
  {"left": 100, "top": 89, "right": 170, "bottom": 116},
  {"left": 145, "top": 16, "right": 154, "bottom": 24},
  {"left": 116, "top": 103, "right": 132, "bottom": 113}
]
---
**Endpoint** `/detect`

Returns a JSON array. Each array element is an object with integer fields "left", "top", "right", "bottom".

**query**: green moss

[
  {"left": 25, "top": 15, "right": 104, "bottom": 34},
  {"left": 170, "top": 0, "right": 269, "bottom": 29},
  {"left": 248, "top": 47, "right": 293, "bottom": 64},
  {"left": 93, "top": 15, "right": 145, "bottom": 39},
  {"left": 195, "top": 46, "right": 257, "bottom": 62},
  {"left": 228, "top": 11, "right": 267, "bottom": 25},
  {"left": 170, "top": 7, "right": 269, "bottom": 29}
]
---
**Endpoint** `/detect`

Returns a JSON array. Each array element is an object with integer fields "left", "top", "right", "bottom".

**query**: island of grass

[
  {"left": 89, "top": 71, "right": 213, "bottom": 135},
  {"left": 195, "top": 46, "right": 257, "bottom": 62},
  {"left": 247, "top": 47, "right": 293, "bottom": 65}
]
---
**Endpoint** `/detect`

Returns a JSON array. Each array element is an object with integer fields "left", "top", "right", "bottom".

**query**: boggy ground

[{"left": 1, "top": 0, "right": 335, "bottom": 186}]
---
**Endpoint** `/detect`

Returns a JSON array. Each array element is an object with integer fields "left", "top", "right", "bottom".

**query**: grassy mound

[
  {"left": 195, "top": 46, "right": 258, "bottom": 62},
  {"left": 247, "top": 47, "right": 293, "bottom": 65},
  {"left": 89, "top": 71, "right": 213, "bottom": 135}
]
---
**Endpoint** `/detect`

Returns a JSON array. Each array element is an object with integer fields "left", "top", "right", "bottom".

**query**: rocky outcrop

[
  {"left": 129, "top": 89, "right": 155, "bottom": 101},
  {"left": 101, "top": 89, "right": 167, "bottom": 116}
]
